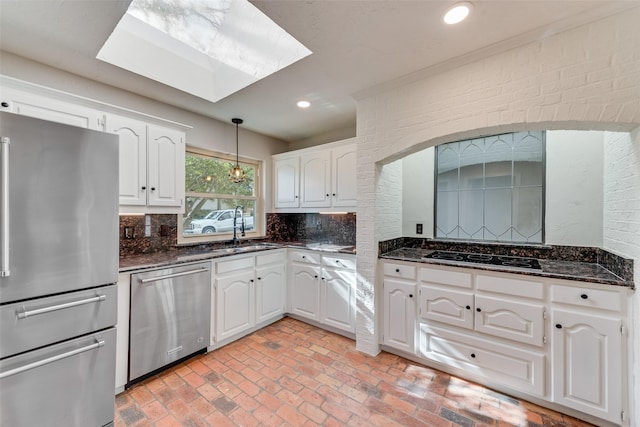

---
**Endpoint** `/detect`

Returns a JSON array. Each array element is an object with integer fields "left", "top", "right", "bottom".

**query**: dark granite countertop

[
  {"left": 119, "top": 242, "right": 356, "bottom": 273},
  {"left": 380, "top": 247, "right": 633, "bottom": 288}
]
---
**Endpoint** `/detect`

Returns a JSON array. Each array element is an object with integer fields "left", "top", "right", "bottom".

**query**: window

[
  {"left": 179, "top": 147, "right": 261, "bottom": 242},
  {"left": 435, "top": 131, "right": 545, "bottom": 243}
]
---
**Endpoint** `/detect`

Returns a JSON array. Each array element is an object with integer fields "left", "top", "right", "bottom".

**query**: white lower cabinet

[
  {"left": 115, "top": 272, "right": 131, "bottom": 393},
  {"left": 288, "top": 250, "right": 356, "bottom": 334},
  {"left": 382, "top": 259, "right": 630, "bottom": 425},
  {"left": 551, "top": 287, "right": 625, "bottom": 424},
  {"left": 382, "top": 278, "right": 416, "bottom": 353},
  {"left": 215, "top": 269, "right": 255, "bottom": 342},
  {"left": 212, "top": 250, "right": 286, "bottom": 345}
]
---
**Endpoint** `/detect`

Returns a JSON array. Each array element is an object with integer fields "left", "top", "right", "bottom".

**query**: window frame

[
  {"left": 433, "top": 131, "right": 546, "bottom": 244},
  {"left": 177, "top": 146, "right": 263, "bottom": 244}
]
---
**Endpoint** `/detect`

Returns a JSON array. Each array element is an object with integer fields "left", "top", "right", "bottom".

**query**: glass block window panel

[{"left": 435, "top": 131, "right": 545, "bottom": 243}]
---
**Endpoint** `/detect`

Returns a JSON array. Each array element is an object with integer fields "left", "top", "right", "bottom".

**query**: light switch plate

[{"left": 416, "top": 223, "right": 423, "bottom": 234}]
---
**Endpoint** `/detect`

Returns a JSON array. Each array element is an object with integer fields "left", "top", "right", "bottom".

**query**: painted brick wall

[
  {"left": 355, "top": 7, "right": 640, "bottom": 419},
  {"left": 604, "top": 129, "right": 640, "bottom": 425}
]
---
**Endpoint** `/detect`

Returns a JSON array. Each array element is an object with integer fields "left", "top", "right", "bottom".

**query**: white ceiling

[{"left": 0, "top": 0, "right": 637, "bottom": 144}]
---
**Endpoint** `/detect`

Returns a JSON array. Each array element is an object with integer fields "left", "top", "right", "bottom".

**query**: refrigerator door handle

[
  {"left": 16, "top": 294, "right": 107, "bottom": 319},
  {"left": 0, "top": 339, "right": 105, "bottom": 379},
  {"left": 0, "top": 136, "right": 9, "bottom": 277}
]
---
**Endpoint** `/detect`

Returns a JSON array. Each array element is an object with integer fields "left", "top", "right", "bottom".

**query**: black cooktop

[{"left": 423, "top": 250, "right": 542, "bottom": 270}]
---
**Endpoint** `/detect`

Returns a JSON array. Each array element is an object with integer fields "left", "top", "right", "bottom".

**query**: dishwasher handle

[
  {"left": 139, "top": 267, "right": 210, "bottom": 284},
  {"left": 0, "top": 339, "right": 104, "bottom": 379}
]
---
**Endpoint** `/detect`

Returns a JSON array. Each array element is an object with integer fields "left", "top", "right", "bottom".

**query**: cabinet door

[
  {"left": 147, "top": 124, "right": 185, "bottom": 208},
  {"left": 332, "top": 145, "right": 356, "bottom": 208},
  {"left": 419, "top": 285, "right": 473, "bottom": 329},
  {"left": 274, "top": 157, "right": 300, "bottom": 208},
  {"left": 552, "top": 309, "right": 622, "bottom": 423},
  {"left": 300, "top": 151, "right": 331, "bottom": 208},
  {"left": 383, "top": 279, "right": 416, "bottom": 353},
  {"left": 106, "top": 115, "right": 147, "bottom": 206},
  {"left": 256, "top": 263, "right": 286, "bottom": 323},
  {"left": 215, "top": 271, "right": 255, "bottom": 342},
  {"left": 475, "top": 295, "right": 545, "bottom": 346},
  {"left": 321, "top": 268, "right": 356, "bottom": 333},
  {"left": 289, "top": 264, "right": 321, "bottom": 321},
  {"left": 2, "top": 88, "right": 104, "bottom": 130}
]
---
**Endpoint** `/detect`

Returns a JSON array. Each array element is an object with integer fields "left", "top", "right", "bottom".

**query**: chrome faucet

[{"left": 232, "top": 205, "right": 245, "bottom": 245}]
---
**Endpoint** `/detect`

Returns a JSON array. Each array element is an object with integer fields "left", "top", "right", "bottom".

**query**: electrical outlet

[{"left": 416, "top": 223, "right": 423, "bottom": 235}]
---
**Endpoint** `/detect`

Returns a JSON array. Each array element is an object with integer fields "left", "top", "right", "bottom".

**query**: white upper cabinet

[
  {"left": 300, "top": 151, "right": 331, "bottom": 208},
  {"left": 273, "top": 157, "right": 300, "bottom": 208},
  {"left": 1, "top": 87, "right": 104, "bottom": 131},
  {"left": 273, "top": 138, "right": 357, "bottom": 211},
  {"left": 106, "top": 114, "right": 185, "bottom": 213},
  {"left": 147, "top": 124, "right": 185, "bottom": 208},
  {"left": 331, "top": 144, "right": 357, "bottom": 207}
]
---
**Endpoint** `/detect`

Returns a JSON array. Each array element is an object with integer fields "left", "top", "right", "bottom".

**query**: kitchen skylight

[{"left": 97, "top": 0, "right": 311, "bottom": 102}]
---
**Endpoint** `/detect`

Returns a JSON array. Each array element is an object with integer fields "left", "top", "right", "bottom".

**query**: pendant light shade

[{"left": 229, "top": 118, "right": 246, "bottom": 183}]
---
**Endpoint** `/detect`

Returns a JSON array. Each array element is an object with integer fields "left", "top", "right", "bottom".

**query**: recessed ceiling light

[
  {"left": 443, "top": 2, "right": 473, "bottom": 25},
  {"left": 297, "top": 100, "right": 311, "bottom": 108}
]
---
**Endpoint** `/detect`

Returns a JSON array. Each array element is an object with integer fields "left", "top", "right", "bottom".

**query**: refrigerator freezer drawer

[
  {"left": 0, "top": 284, "right": 117, "bottom": 358},
  {"left": 129, "top": 262, "right": 211, "bottom": 382},
  {"left": 0, "top": 327, "right": 116, "bottom": 427}
]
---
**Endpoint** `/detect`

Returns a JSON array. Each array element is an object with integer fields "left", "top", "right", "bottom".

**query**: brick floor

[{"left": 115, "top": 317, "right": 595, "bottom": 427}]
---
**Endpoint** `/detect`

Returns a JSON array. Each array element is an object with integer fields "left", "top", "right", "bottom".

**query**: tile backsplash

[
  {"left": 119, "top": 214, "right": 177, "bottom": 257},
  {"left": 266, "top": 213, "right": 356, "bottom": 245},
  {"left": 120, "top": 212, "right": 357, "bottom": 257}
]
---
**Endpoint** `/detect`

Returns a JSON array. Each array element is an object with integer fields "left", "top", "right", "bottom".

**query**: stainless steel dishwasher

[{"left": 129, "top": 262, "right": 211, "bottom": 384}]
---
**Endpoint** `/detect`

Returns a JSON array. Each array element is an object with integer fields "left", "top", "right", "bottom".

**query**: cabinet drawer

[
  {"left": 476, "top": 275, "right": 544, "bottom": 300},
  {"left": 216, "top": 255, "right": 254, "bottom": 274},
  {"left": 256, "top": 250, "right": 286, "bottom": 266},
  {"left": 419, "top": 267, "right": 472, "bottom": 288},
  {"left": 420, "top": 324, "right": 545, "bottom": 396},
  {"left": 383, "top": 263, "right": 416, "bottom": 280},
  {"left": 322, "top": 255, "right": 355, "bottom": 270},
  {"left": 551, "top": 284, "right": 622, "bottom": 312},
  {"left": 289, "top": 250, "right": 320, "bottom": 265}
]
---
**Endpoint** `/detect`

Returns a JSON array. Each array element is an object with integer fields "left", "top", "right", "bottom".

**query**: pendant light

[{"left": 229, "top": 118, "right": 246, "bottom": 183}]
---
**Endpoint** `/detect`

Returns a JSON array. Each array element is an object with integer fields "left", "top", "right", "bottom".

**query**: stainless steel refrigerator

[{"left": 0, "top": 112, "right": 119, "bottom": 427}]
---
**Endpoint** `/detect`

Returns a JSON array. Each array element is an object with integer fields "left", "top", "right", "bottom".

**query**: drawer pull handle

[
  {"left": 167, "top": 345, "right": 183, "bottom": 355},
  {"left": 470, "top": 353, "right": 476, "bottom": 358},
  {"left": 476, "top": 308, "right": 481, "bottom": 312},
  {"left": 556, "top": 324, "right": 563, "bottom": 329},
  {"left": 465, "top": 305, "right": 471, "bottom": 310},
  {"left": 580, "top": 294, "right": 588, "bottom": 300},
  {"left": 395, "top": 268, "right": 400, "bottom": 273},
  {"left": 0, "top": 339, "right": 104, "bottom": 379},
  {"left": 17, "top": 295, "right": 107, "bottom": 319}
]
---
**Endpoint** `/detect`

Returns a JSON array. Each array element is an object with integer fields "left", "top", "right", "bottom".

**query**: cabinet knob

[
  {"left": 465, "top": 305, "right": 471, "bottom": 310},
  {"left": 302, "top": 255, "right": 306, "bottom": 259},
  {"left": 0, "top": 102, "right": 9, "bottom": 108},
  {"left": 470, "top": 353, "right": 476, "bottom": 358},
  {"left": 476, "top": 308, "right": 481, "bottom": 312},
  {"left": 408, "top": 294, "right": 413, "bottom": 298},
  {"left": 141, "top": 186, "right": 146, "bottom": 190},
  {"left": 555, "top": 324, "right": 563, "bottom": 329},
  {"left": 295, "top": 195, "right": 299, "bottom": 199},
  {"left": 332, "top": 193, "right": 336, "bottom": 196},
  {"left": 580, "top": 293, "right": 588, "bottom": 300},
  {"left": 326, "top": 194, "right": 330, "bottom": 197},
  {"left": 314, "top": 275, "right": 318, "bottom": 278},
  {"left": 257, "top": 277, "right": 262, "bottom": 280},
  {"left": 151, "top": 187, "right": 156, "bottom": 191},
  {"left": 395, "top": 268, "right": 400, "bottom": 273},
  {"left": 250, "top": 279, "right": 254, "bottom": 283}
]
